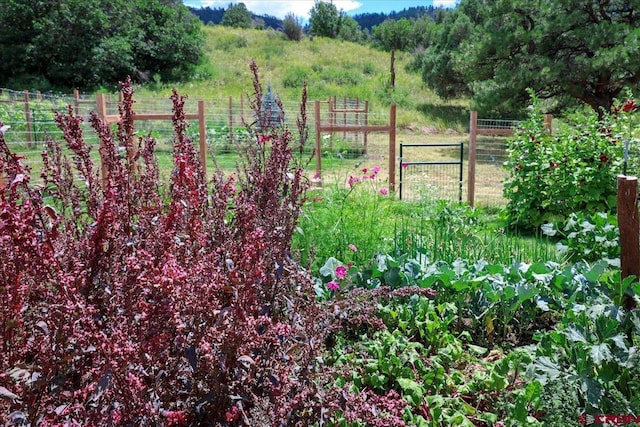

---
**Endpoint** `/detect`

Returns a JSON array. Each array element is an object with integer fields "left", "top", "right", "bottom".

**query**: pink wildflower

[
  {"left": 401, "top": 163, "right": 408, "bottom": 169},
  {"left": 348, "top": 243, "right": 358, "bottom": 252},
  {"left": 372, "top": 166, "right": 381, "bottom": 174},
  {"left": 327, "top": 281, "right": 340, "bottom": 291},
  {"left": 335, "top": 265, "right": 347, "bottom": 280},
  {"left": 258, "top": 134, "right": 270, "bottom": 144},
  {"left": 362, "top": 167, "right": 368, "bottom": 173},
  {"left": 379, "top": 188, "right": 389, "bottom": 195},
  {"left": 348, "top": 175, "right": 360, "bottom": 188},
  {"left": 311, "top": 172, "right": 322, "bottom": 183}
]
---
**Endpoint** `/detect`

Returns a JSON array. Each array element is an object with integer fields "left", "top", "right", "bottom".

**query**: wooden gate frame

[
  {"left": 468, "top": 110, "right": 552, "bottom": 207},
  {"left": 314, "top": 101, "right": 396, "bottom": 191},
  {"left": 95, "top": 93, "right": 207, "bottom": 183}
]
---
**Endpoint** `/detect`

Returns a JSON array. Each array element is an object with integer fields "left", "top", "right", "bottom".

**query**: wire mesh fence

[
  {"left": 399, "top": 143, "right": 464, "bottom": 203},
  {"left": 0, "top": 89, "right": 392, "bottom": 187},
  {"left": 1, "top": 90, "right": 546, "bottom": 209},
  {"left": 471, "top": 136, "right": 510, "bottom": 208},
  {"left": 476, "top": 118, "right": 520, "bottom": 133}
]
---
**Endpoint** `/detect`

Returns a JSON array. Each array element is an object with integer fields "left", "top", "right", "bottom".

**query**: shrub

[
  {"left": 541, "top": 211, "right": 619, "bottom": 266},
  {"left": 282, "top": 66, "right": 309, "bottom": 89},
  {"left": 282, "top": 13, "right": 303, "bottom": 42},
  {"left": 214, "top": 33, "right": 248, "bottom": 51},
  {"left": 502, "top": 96, "right": 630, "bottom": 231},
  {"left": 320, "top": 68, "right": 360, "bottom": 86},
  {"left": 0, "top": 67, "right": 325, "bottom": 425}
]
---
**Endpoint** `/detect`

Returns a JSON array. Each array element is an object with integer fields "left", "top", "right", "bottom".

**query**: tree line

[
  {"left": 185, "top": 0, "right": 640, "bottom": 118},
  {"left": 1, "top": 0, "right": 637, "bottom": 118}
]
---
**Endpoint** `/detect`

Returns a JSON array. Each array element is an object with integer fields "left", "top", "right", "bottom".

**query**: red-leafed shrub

[{"left": 0, "top": 65, "right": 324, "bottom": 426}]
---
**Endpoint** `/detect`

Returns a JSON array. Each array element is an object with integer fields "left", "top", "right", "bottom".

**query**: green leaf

[
  {"left": 531, "top": 356, "right": 562, "bottom": 383},
  {"left": 383, "top": 268, "right": 402, "bottom": 287},
  {"left": 588, "top": 343, "right": 613, "bottom": 365},
  {"left": 584, "top": 260, "right": 608, "bottom": 283},
  {"left": 397, "top": 377, "right": 425, "bottom": 407},
  {"left": 319, "top": 257, "right": 340, "bottom": 277},
  {"left": 565, "top": 326, "right": 587, "bottom": 343},
  {"left": 467, "top": 344, "right": 488, "bottom": 356},
  {"left": 581, "top": 376, "right": 604, "bottom": 407}
]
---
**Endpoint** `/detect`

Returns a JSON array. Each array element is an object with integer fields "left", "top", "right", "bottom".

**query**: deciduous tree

[
  {"left": 309, "top": 0, "right": 343, "bottom": 38},
  {"left": 221, "top": 2, "right": 253, "bottom": 29},
  {"left": 373, "top": 18, "right": 414, "bottom": 89},
  {"left": 0, "top": 0, "right": 204, "bottom": 91}
]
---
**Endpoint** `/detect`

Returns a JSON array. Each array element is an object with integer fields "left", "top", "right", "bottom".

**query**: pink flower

[
  {"left": 311, "top": 172, "right": 322, "bottom": 183},
  {"left": 372, "top": 166, "right": 381, "bottom": 174},
  {"left": 335, "top": 265, "right": 347, "bottom": 280},
  {"left": 379, "top": 188, "right": 389, "bottom": 195},
  {"left": 348, "top": 244, "right": 358, "bottom": 252},
  {"left": 327, "top": 281, "right": 340, "bottom": 291},
  {"left": 258, "top": 135, "right": 269, "bottom": 145},
  {"left": 348, "top": 175, "right": 360, "bottom": 188},
  {"left": 401, "top": 163, "right": 408, "bottom": 169}
]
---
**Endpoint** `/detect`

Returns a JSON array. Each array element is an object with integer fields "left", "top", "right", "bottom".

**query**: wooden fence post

[
  {"left": 355, "top": 98, "right": 360, "bottom": 146},
  {"left": 329, "top": 97, "right": 334, "bottom": 151},
  {"left": 343, "top": 96, "right": 347, "bottom": 140},
  {"left": 96, "top": 93, "right": 109, "bottom": 186},
  {"left": 544, "top": 114, "right": 553, "bottom": 134},
  {"left": 23, "top": 91, "right": 33, "bottom": 148},
  {"left": 468, "top": 110, "right": 478, "bottom": 207},
  {"left": 73, "top": 89, "right": 80, "bottom": 114},
  {"left": 364, "top": 100, "right": 369, "bottom": 154},
  {"left": 389, "top": 104, "right": 397, "bottom": 193},
  {"left": 198, "top": 100, "right": 207, "bottom": 178},
  {"left": 314, "top": 101, "right": 322, "bottom": 185},
  {"left": 617, "top": 175, "right": 640, "bottom": 280}
]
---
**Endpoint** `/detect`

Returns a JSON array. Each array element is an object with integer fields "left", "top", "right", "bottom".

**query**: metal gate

[{"left": 399, "top": 142, "right": 464, "bottom": 202}]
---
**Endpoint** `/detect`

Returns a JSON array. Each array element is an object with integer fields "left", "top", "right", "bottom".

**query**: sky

[{"left": 182, "top": 1, "right": 460, "bottom": 20}]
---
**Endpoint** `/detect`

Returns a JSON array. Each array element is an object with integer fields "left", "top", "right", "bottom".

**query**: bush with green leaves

[
  {"left": 541, "top": 211, "right": 619, "bottom": 266},
  {"left": 502, "top": 98, "right": 634, "bottom": 231},
  {"left": 0, "top": 0, "right": 204, "bottom": 91},
  {"left": 529, "top": 267, "right": 640, "bottom": 415}
]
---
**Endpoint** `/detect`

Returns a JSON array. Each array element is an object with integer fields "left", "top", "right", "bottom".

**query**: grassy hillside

[{"left": 138, "top": 26, "right": 470, "bottom": 132}]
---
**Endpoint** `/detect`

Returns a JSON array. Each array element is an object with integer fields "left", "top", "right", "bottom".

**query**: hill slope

[{"left": 140, "top": 26, "right": 468, "bottom": 131}]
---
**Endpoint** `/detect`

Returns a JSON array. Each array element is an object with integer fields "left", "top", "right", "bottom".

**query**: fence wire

[
  {"left": 477, "top": 118, "right": 520, "bottom": 131},
  {"left": 472, "top": 136, "right": 510, "bottom": 208},
  {"left": 1, "top": 89, "right": 533, "bottom": 207}
]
